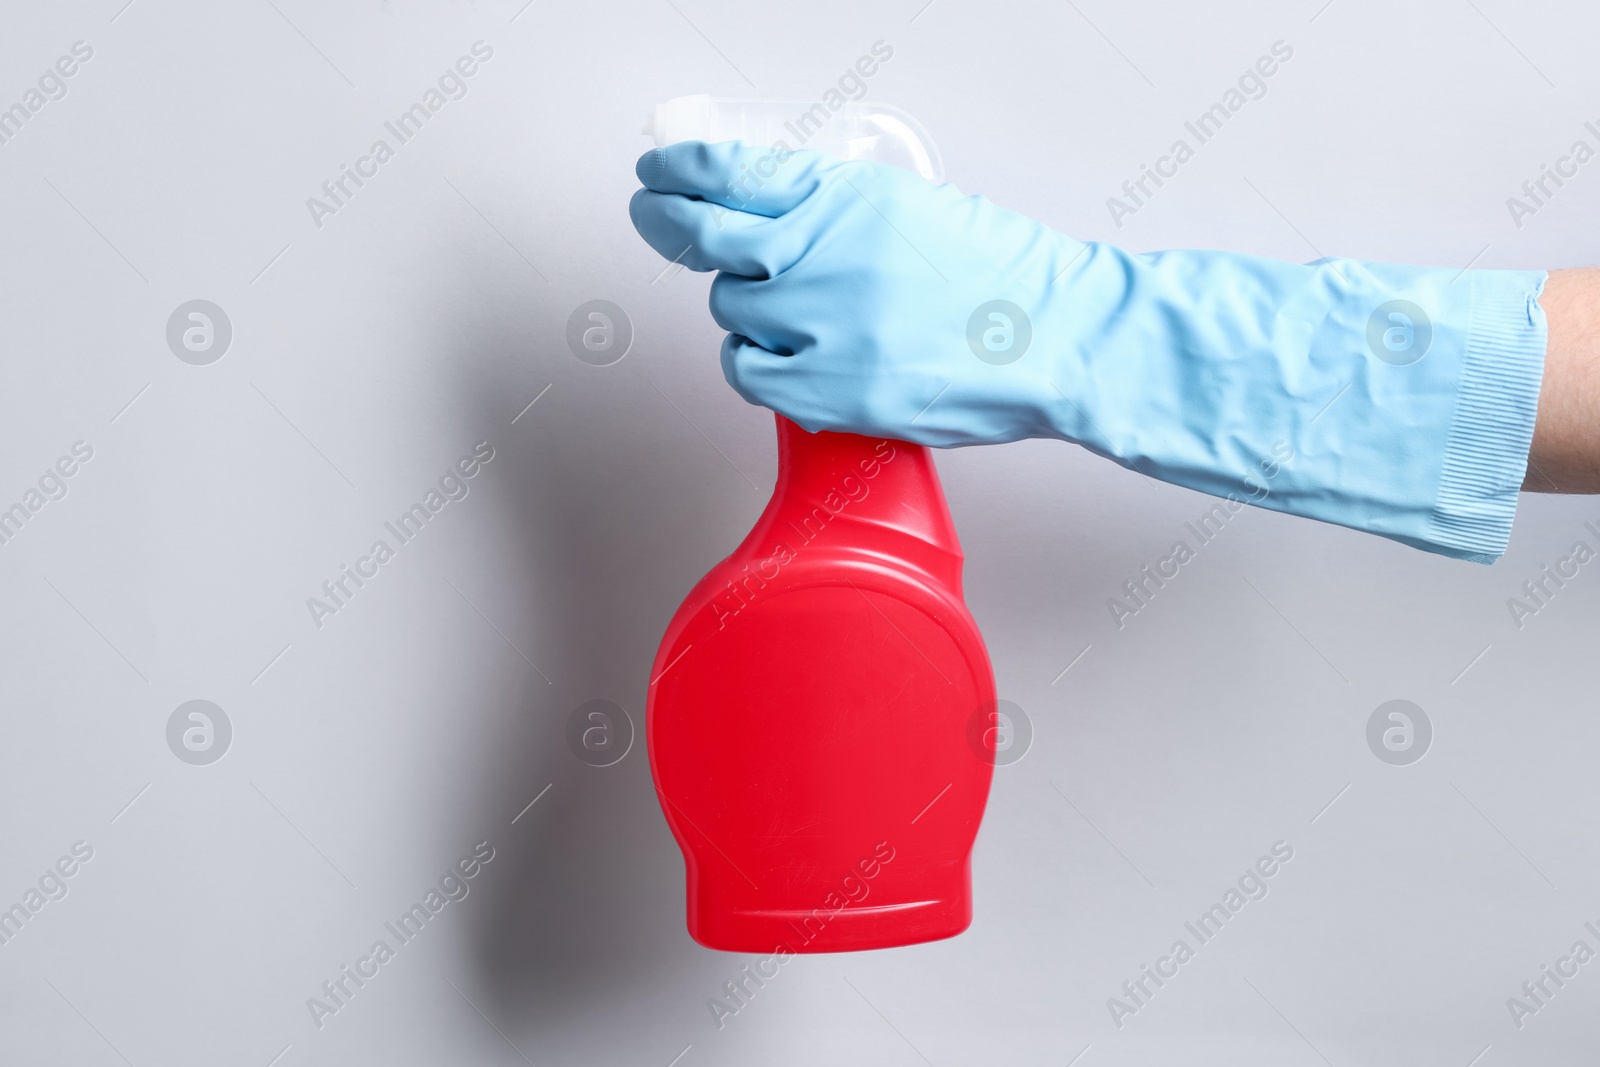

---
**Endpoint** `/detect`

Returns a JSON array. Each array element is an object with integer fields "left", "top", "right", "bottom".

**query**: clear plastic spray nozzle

[{"left": 642, "top": 94, "right": 943, "bottom": 181}]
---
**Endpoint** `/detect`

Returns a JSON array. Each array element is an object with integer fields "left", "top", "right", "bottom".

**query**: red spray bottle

[{"left": 642, "top": 98, "right": 995, "bottom": 952}]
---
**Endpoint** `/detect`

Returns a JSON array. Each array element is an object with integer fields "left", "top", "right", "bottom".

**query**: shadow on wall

[{"left": 433, "top": 246, "right": 745, "bottom": 1049}]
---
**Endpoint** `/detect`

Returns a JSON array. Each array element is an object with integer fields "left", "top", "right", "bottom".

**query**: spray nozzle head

[{"left": 641, "top": 94, "right": 943, "bottom": 181}]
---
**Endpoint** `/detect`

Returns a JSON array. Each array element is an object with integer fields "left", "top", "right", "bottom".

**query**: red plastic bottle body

[{"left": 647, "top": 414, "right": 995, "bottom": 953}]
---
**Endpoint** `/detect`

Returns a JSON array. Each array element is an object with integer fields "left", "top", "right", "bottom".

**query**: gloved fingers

[
  {"left": 709, "top": 273, "right": 819, "bottom": 355},
  {"left": 636, "top": 141, "right": 839, "bottom": 218},
  {"left": 630, "top": 188, "right": 814, "bottom": 278},
  {"left": 720, "top": 333, "right": 801, "bottom": 413}
]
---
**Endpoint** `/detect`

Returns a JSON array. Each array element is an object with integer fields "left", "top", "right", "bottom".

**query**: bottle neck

[{"left": 743, "top": 415, "right": 963, "bottom": 572}]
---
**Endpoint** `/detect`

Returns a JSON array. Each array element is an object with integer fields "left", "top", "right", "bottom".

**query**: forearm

[
  {"left": 1525, "top": 268, "right": 1600, "bottom": 492},
  {"left": 631, "top": 143, "right": 1558, "bottom": 562}
]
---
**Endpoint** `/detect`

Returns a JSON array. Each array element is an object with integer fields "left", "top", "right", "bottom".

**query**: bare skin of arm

[{"left": 1525, "top": 268, "right": 1600, "bottom": 492}]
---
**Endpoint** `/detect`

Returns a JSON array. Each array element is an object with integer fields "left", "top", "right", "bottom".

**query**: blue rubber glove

[{"left": 630, "top": 141, "right": 1548, "bottom": 563}]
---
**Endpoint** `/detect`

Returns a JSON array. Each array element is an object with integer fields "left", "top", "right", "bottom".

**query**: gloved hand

[{"left": 630, "top": 141, "right": 1548, "bottom": 562}]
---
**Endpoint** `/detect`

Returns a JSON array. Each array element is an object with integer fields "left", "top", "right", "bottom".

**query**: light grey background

[{"left": 1, "top": 0, "right": 1597, "bottom": 1064}]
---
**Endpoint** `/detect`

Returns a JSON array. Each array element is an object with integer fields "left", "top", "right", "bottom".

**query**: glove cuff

[{"left": 1425, "top": 269, "right": 1548, "bottom": 563}]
